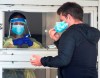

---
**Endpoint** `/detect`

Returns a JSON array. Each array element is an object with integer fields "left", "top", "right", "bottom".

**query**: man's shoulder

[
  {"left": 63, "top": 24, "right": 89, "bottom": 38},
  {"left": 66, "top": 23, "right": 93, "bottom": 34},
  {"left": 64, "top": 25, "right": 80, "bottom": 35}
]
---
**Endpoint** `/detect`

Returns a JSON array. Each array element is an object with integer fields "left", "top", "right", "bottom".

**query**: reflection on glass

[
  {"left": 3, "top": 69, "right": 46, "bottom": 78},
  {"left": 3, "top": 69, "right": 57, "bottom": 78}
]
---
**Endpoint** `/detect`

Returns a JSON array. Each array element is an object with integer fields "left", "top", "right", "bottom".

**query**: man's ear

[{"left": 67, "top": 14, "right": 72, "bottom": 20}]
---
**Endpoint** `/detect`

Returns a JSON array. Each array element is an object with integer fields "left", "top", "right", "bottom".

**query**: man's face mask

[
  {"left": 54, "top": 21, "right": 68, "bottom": 33},
  {"left": 12, "top": 25, "right": 25, "bottom": 35}
]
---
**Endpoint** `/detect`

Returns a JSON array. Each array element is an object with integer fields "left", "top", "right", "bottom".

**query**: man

[{"left": 30, "top": 2, "right": 100, "bottom": 78}]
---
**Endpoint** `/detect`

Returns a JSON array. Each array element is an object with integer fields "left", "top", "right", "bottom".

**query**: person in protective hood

[
  {"left": 30, "top": 2, "right": 100, "bottom": 78},
  {"left": 3, "top": 12, "right": 43, "bottom": 78},
  {"left": 3, "top": 12, "right": 42, "bottom": 48}
]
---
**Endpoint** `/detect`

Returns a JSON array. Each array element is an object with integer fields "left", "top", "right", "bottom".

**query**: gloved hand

[
  {"left": 13, "top": 34, "right": 33, "bottom": 47},
  {"left": 23, "top": 35, "right": 33, "bottom": 46}
]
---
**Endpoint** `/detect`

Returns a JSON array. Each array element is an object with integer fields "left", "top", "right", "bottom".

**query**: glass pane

[
  {"left": 3, "top": 12, "right": 91, "bottom": 49},
  {"left": 3, "top": 12, "right": 58, "bottom": 49},
  {"left": 4, "top": 12, "right": 44, "bottom": 49},
  {"left": 3, "top": 69, "right": 57, "bottom": 78},
  {"left": 83, "top": 13, "right": 91, "bottom": 25}
]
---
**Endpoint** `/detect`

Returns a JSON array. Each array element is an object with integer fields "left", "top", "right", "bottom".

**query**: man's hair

[
  {"left": 57, "top": 2, "right": 83, "bottom": 21},
  {"left": 9, "top": 12, "right": 26, "bottom": 22}
]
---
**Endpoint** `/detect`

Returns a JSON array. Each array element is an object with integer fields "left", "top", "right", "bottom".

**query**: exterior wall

[{"left": 0, "top": 0, "right": 98, "bottom": 6}]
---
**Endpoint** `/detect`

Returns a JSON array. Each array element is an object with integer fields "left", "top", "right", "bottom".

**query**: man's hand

[
  {"left": 49, "top": 28, "right": 61, "bottom": 41},
  {"left": 30, "top": 55, "right": 42, "bottom": 66}
]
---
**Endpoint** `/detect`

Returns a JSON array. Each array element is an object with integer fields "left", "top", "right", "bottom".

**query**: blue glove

[
  {"left": 23, "top": 35, "right": 33, "bottom": 46},
  {"left": 13, "top": 34, "right": 33, "bottom": 47},
  {"left": 13, "top": 38, "right": 24, "bottom": 46}
]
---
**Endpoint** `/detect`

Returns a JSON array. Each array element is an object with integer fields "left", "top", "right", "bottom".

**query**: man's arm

[
  {"left": 41, "top": 30, "right": 76, "bottom": 67},
  {"left": 54, "top": 39, "right": 60, "bottom": 49}
]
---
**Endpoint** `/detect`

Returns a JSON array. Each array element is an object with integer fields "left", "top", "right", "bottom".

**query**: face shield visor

[{"left": 8, "top": 18, "right": 31, "bottom": 38}]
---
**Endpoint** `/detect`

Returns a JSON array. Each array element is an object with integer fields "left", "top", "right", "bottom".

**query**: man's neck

[{"left": 69, "top": 20, "right": 83, "bottom": 27}]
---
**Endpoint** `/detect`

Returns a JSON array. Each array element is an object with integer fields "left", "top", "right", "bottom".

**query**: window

[
  {"left": 0, "top": 5, "right": 98, "bottom": 78},
  {"left": 0, "top": 6, "right": 97, "bottom": 49}
]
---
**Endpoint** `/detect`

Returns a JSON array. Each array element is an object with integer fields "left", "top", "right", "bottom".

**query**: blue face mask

[
  {"left": 54, "top": 21, "right": 68, "bottom": 33},
  {"left": 12, "top": 25, "right": 25, "bottom": 35}
]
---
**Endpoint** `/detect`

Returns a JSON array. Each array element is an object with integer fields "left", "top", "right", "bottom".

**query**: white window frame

[
  {"left": 98, "top": 1, "right": 100, "bottom": 78},
  {"left": 83, "top": 7, "right": 97, "bottom": 28}
]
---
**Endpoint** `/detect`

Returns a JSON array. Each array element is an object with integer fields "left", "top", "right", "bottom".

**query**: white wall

[{"left": 0, "top": 0, "right": 98, "bottom": 6}]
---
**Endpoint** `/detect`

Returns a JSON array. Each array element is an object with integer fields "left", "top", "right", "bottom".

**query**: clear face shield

[{"left": 8, "top": 18, "right": 31, "bottom": 38}]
